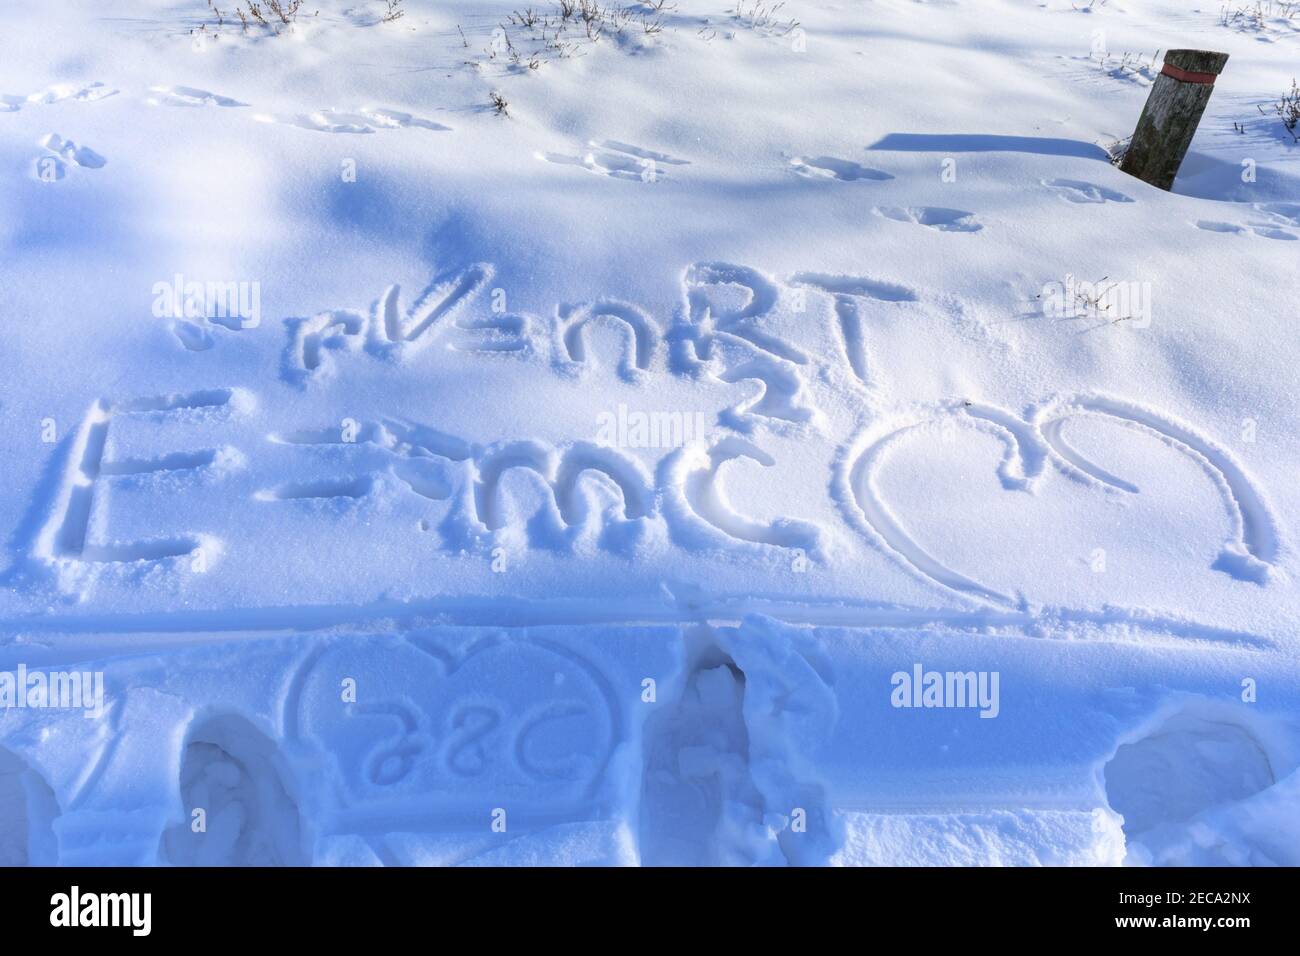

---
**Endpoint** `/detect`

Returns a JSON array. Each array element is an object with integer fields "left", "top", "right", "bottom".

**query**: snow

[{"left": 0, "top": 0, "right": 1298, "bottom": 866}]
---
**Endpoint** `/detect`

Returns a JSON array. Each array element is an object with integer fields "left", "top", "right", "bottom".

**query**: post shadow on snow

[
  {"left": 870, "top": 131, "right": 1300, "bottom": 205},
  {"left": 868, "top": 133, "right": 1110, "bottom": 161}
]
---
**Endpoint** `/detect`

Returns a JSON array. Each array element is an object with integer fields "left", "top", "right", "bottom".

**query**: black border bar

[{"left": 0, "top": 866, "right": 1287, "bottom": 941}]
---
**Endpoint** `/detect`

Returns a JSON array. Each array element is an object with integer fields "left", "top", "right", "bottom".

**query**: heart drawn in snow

[
  {"left": 285, "top": 632, "right": 620, "bottom": 826},
  {"left": 839, "top": 393, "right": 1282, "bottom": 606}
]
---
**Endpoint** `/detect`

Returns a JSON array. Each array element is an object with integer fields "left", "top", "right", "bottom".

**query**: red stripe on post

[{"left": 1160, "top": 62, "right": 1218, "bottom": 85}]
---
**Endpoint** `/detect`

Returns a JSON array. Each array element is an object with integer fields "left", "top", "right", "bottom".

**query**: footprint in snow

[
  {"left": 876, "top": 205, "right": 982, "bottom": 232},
  {"left": 790, "top": 155, "right": 892, "bottom": 182},
  {"left": 539, "top": 140, "right": 688, "bottom": 182},
  {"left": 1043, "top": 178, "right": 1134, "bottom": 204}
]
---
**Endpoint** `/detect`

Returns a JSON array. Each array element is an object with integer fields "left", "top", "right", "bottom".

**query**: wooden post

[{"left": 1119, "top": 49, "right": 1229, "bottom": 191}]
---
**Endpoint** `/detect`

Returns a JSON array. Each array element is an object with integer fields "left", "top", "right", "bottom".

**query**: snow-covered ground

[{"left": 1, "top": 0, "right": 1298, "bottom": 866}]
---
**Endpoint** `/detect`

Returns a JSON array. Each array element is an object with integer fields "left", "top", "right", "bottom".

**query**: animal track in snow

[
  {"left": 675, "top": 261, "right": 934, "bottom": 430},
  {"left": 257, "top": 111, "right": 369, "bottom": 134},
  {"left": 2, "top": 81, "right": 117, "bottom": 111},
  {"left": 790, "top": 155, "right": 892, "bottom": 182},
  {"left": 539, "top": 140, "right": 688, "bottom": 182},
  {"left": 145, "top": 85, "right": 247, "bottom": 108},
  {"left": 263, "top": 425, "right": 660, "bottom": 552},
  {"left": 1195, "top": 220, "right": 1296, "bottom": 240},
  {"left": 31, "top": 134, "right": 105, "bottom": 181},
  {"left": 1043, "top": 178, "right": 1134, "bottom": 204},
  {"left": 876, "top": 206, "right": 982, "bottom": 232},
  {"left": 640, "top": 621, "right": 840, "bottom": 866},
  {"left": 254, "top": 107, "right": 450, "bottom": 134},
  {"left": 449, "top": 311, "right": 532, "bottom": 354},
  {"left": 40, "top": 133, "right": 106, "bottom": 166},
  {"left": 1195, "top": 220, "right": 1248, "bottom": 235},
  {"left": 99, "top": 447, "right": 234, "bottom": 478}
]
